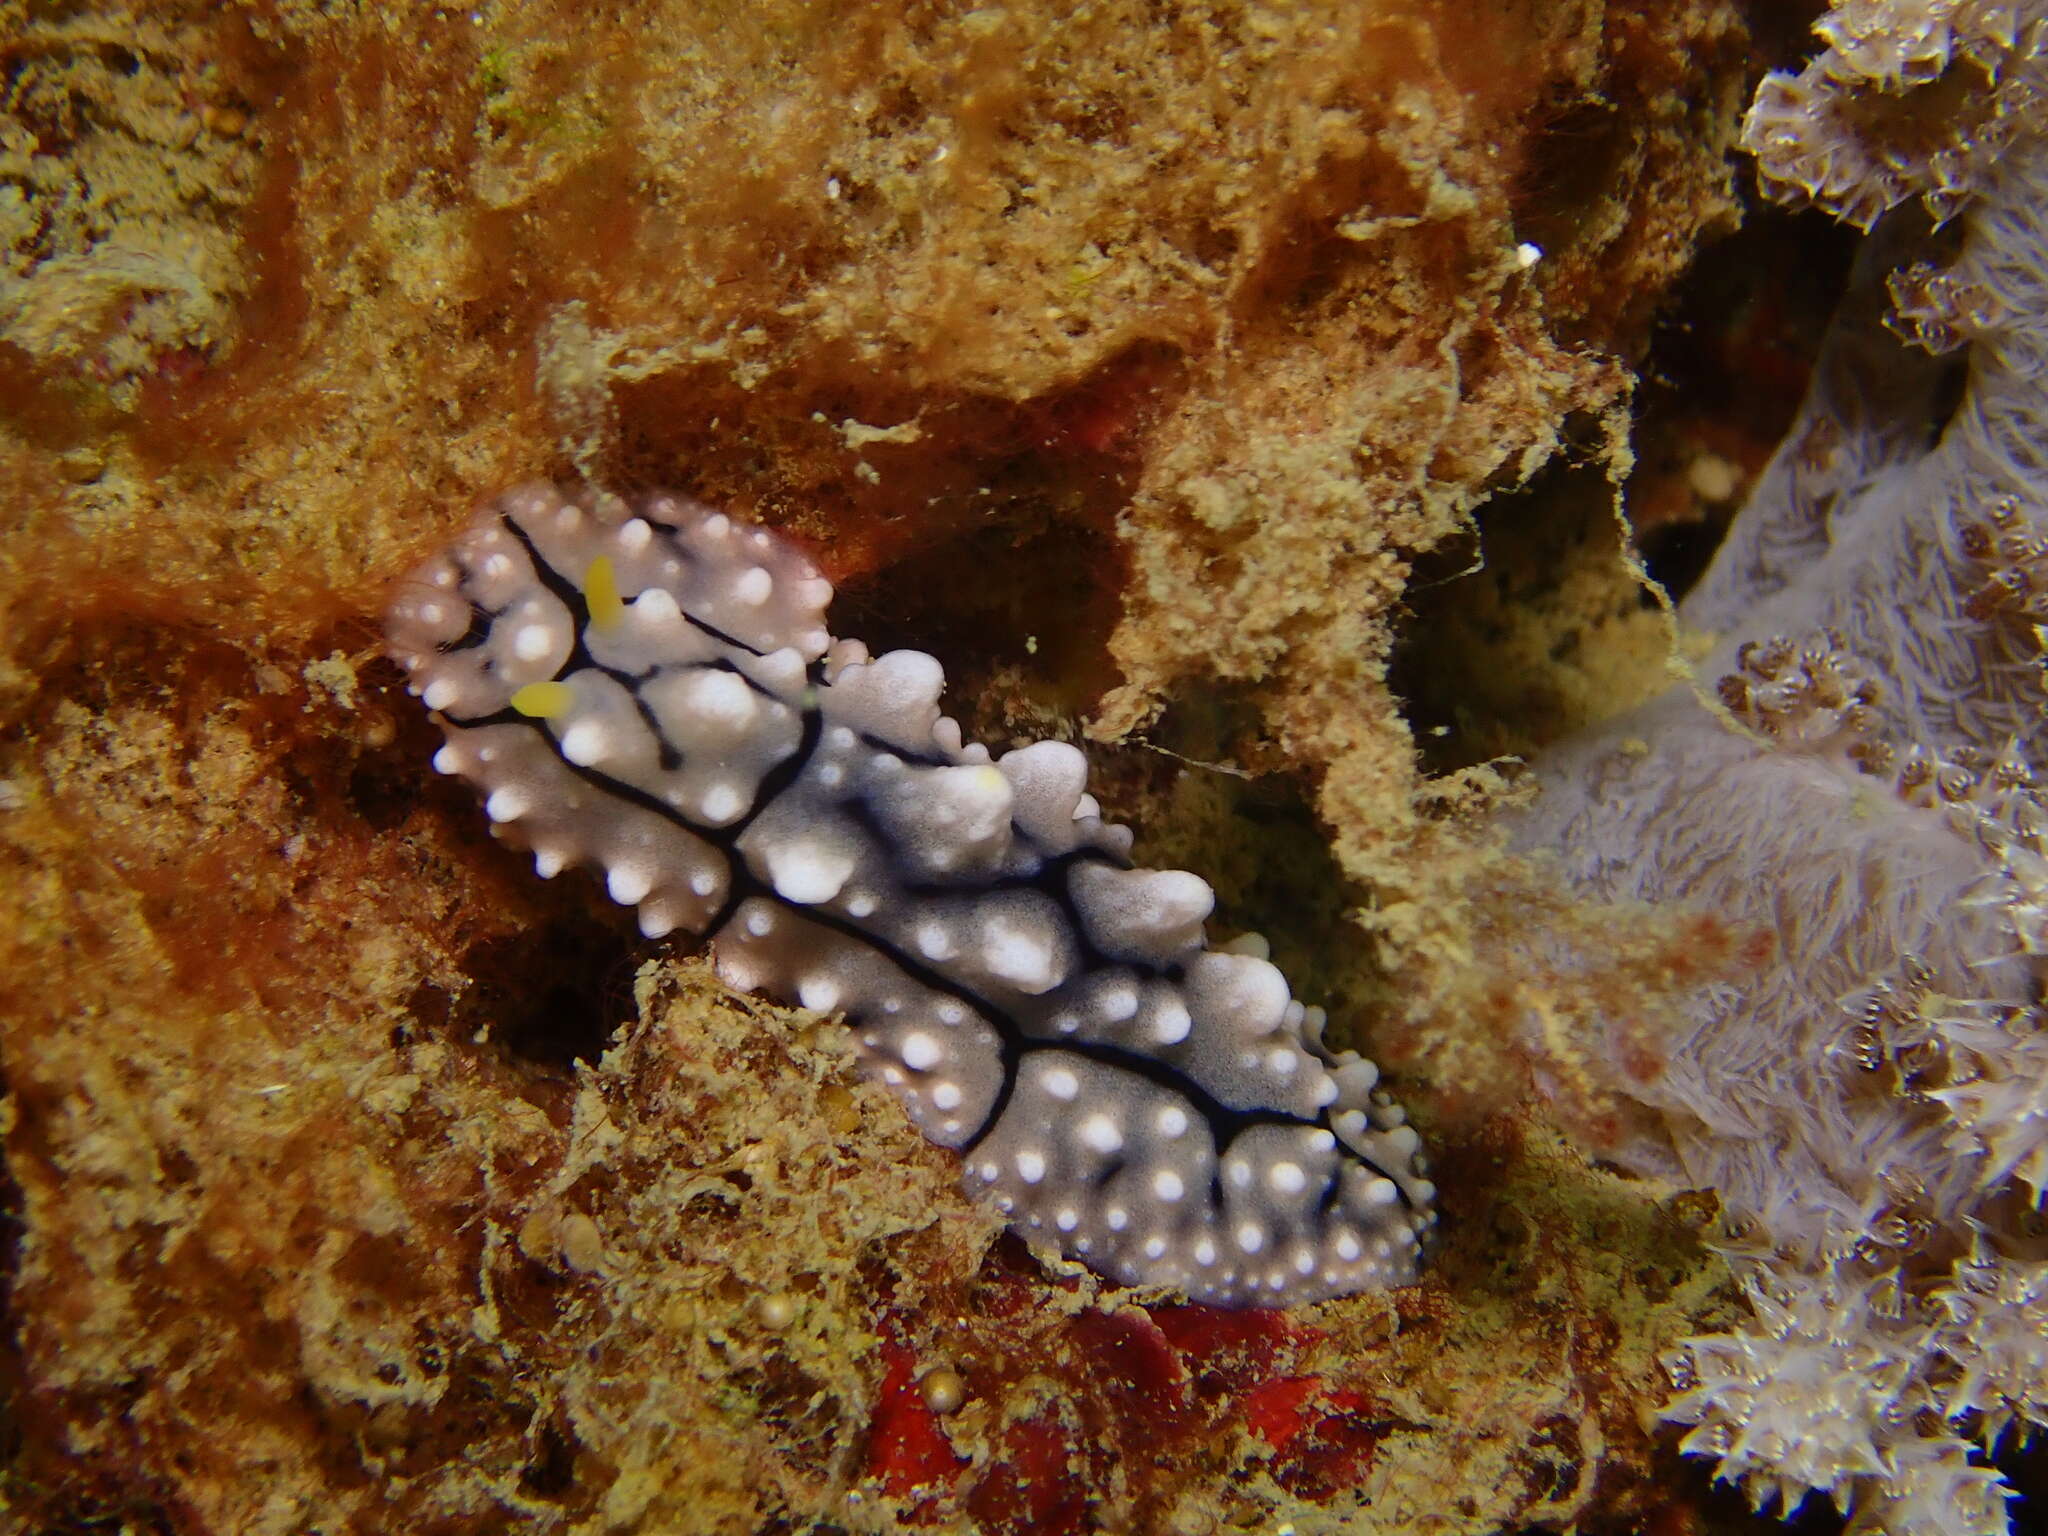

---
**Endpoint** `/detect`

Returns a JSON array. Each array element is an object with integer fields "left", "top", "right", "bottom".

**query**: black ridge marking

[
  {"left": 859, "top": 780, "right": 1145, "bottom": 981},
  {"left": 1316, "top": 1173, "right": 1344, "bottom": 1218},
  {"left": 856, "top": 728, "right": 952, "bottom": 770},
  {"left": 675, "top": 607, "right": 771, "bottom": 660},
  {"left": 433, "top": 552, "right": 503, "bottom": 652},
  {"left": 501, "top": 515, "right": 600, "bottom": 672},
  {"left": 442, "top": 500, "right": 1416, "bottom": 1223},
  {"left": 726, "top": 660, "right": 828, "bottom": 841},
  {"left": 437, "top": 603, "right": 498, "bottom": 654},
  {"left": 631, "top": 693, "right": 684, "bottom": 772},
  {"left": 442, "top": 706, "right": 526, "bottom": 731}
]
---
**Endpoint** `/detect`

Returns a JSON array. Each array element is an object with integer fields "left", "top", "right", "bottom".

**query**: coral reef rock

[
  {"left": 1512, "top": 3, "right": 2048, "bottom": 1532},
  {"left": 0, "top": 0, "right": 1769, "bottom": 1531}
]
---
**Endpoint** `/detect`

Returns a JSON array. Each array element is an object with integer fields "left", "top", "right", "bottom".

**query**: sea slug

[{"left": 386, "top": 483, "right": 1435, "bottom": 1306}]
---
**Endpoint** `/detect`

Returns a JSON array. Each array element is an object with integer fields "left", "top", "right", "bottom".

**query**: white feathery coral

[
  {"left": 1744, "top": 0, "right": 2044, "bottom": 228},
  {"left": 1511, "top": 2, "right": 2048, "bottom": 1529}
]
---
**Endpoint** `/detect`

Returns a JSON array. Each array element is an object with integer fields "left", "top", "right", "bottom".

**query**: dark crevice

[
  {"left": 439, "top": 920, "right": 640, "bottom": 1071},
  {"left": 1391, "top": 189, "right": 1862, "bottom": 774}
]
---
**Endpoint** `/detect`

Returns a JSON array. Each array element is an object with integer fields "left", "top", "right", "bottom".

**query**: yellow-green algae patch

[{"left": 0, "top": 8, "right": 259, "bottom": 410}]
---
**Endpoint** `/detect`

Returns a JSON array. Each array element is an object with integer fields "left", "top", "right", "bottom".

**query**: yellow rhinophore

[
  {"left": 586, "top": 555, "right": 625, "bottom": 630},
  {"left": 512, "top": 680, "right": 576, "bottom": 718}
]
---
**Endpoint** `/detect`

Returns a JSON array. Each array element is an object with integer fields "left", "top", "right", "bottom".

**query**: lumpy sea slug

[{"left": 386, "top": 483, "right": 1434, "bottom": 1306}]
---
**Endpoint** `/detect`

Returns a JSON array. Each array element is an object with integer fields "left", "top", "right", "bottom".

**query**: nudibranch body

[{"left": 386, "top": 484, "right": 1434, "bottom": 1306}]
